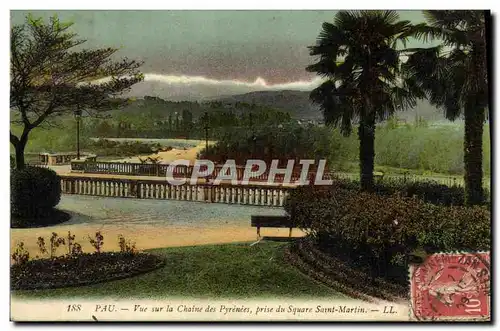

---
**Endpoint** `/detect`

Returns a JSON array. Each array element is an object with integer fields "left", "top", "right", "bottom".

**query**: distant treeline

[
  {"left": 83, "top": 99, "right": 294, "bottom": 140},
  {"left": 199, "top": 123, "right": 338, "bottom": 168},
  {"left": 199, "top": 120, "right": 490, "bottom": 176},
  {"left": 11, "top": 98, "right": 490, "bottom": 177}
]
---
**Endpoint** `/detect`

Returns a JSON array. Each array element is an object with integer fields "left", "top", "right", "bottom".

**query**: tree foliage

[
  {"left": 10, "top": 14, "right": 144, "bottom": 169},
  {"left": 403, "top": 10, "right": 489, "bottom": 205},
  {"left": 307, "top": 10, "right": 418, "bottom": 190}
]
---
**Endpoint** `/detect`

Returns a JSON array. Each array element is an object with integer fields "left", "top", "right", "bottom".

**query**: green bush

[
  {"left": 417, "top": 205, "right": 491, "bottom": 252},
  {"left": 284, "top": 185, "right": 490, "bottom": 283},
  {"left": 11, "top": 166, "right": 61, "bottom": 219},
  {"left": 396, "top": 181, "right": 465, "bottom": 205},
  {"left": 329, "top": 177, "right": 468, "bottom": 206},
  {"left": 89, "top": 139, "right": 160, "bottom": 157}
]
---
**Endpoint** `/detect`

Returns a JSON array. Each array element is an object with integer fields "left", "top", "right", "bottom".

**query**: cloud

[
  {"left": 143, "top": 73, "right": 323, "bottom": 90},
  {"left": 126, "top": 73, "right": 324, "bottom": 101}
]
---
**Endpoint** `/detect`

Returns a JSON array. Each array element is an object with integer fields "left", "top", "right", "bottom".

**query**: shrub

[
  {"left": 71, "top": 243, "right": 83, "bottom": 256},
  {"left": 66, "top": 231, "right": 76, "bottom": 255},
  {"left": 49, "top": 232, "right": 66, "bottom": 258},
  {"left": 396, "top": 181, "right": 465, "bottom": 206},
  {"left": 118, "top": 235, "right": 137, "bottom": 255},
  {"left": 12, "top": 242, "right": 30, "bottom": 265},
  {"left": 417, "top": 205, "right": 491, "bottom": 252},
  {"left": 37, "top": 237, "right": 47, "bottom": 256},
  {"left": 10, "top": 166, "right": 61, "bottom": 219},
  {"left": 284, "top": 185, "right": 491, "bottom": 283},
  {"left": 329, "top": 177, "right": 469, "bottom": 206},
  {"left": 88, "top": 231, "right": 104, "bottom": 253},
  {"left": 89, "top": 139, "right": 161, "bottom": 157},
  {"left": 37, "top": 232, "right": 83, "bottom": 258}
]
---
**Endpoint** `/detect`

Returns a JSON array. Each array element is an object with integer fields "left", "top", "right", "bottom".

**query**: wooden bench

[{"left": 250, "top": 215, "right": 296, "bottom": 239}]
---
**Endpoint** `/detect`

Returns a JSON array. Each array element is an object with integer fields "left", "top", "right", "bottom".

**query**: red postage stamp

[{"left": 410, "top": 252, "right": 490, "bottom": 321}]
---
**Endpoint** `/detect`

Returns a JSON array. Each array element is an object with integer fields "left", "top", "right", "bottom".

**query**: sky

[{"left": 10, "top": 10, "right": 434, "bottom": 99}]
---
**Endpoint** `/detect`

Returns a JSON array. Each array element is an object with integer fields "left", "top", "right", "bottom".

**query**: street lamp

[
  {"left": 203, "top": 111, "right": 209, "bottom": 154},
  {"left": 74, "top": 107, "right": 82, "bottom": 160},
  {"left": 248, "top": 113, "right": 257, "bottom": 158},
  {"left": 174, "top": 112, "right": 179, "bottom": 134},
  {"left": 252, "top": 134, "right": 257, "bottom": 158}
]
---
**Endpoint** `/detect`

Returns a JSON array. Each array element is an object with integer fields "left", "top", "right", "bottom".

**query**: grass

[
  {"left": 12, "top": 242, "right": 343, "bottom": 300},
  {"left": 329, "top": 123, "right": 490, "bottom": 176},
  {"left": 336, "top": 166, "right": 491, "bottom": 190}
]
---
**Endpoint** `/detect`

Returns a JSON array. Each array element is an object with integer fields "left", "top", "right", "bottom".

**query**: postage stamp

[{"left": 409, "top": 252, "right": 491, "bottom": 321}]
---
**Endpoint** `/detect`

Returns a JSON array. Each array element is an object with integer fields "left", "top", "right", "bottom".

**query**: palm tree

[
  {"left": 404, "top": 10, "right": 489, "bottom": 205},
  {"left": 307, "top": 11, "right": 417, "bottom": 190}
]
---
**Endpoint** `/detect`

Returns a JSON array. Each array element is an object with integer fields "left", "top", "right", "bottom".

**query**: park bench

[{"left": 250, "top": 215, "right": 297, "bottom": 239}]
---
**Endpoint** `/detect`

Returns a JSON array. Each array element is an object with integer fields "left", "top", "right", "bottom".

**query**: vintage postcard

[{"left": 9, "top": 9, "right": 491, "bottom": 323}]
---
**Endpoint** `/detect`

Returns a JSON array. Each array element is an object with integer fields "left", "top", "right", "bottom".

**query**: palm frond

[
  {"left": 424, "top": 10, "right": 481, "bottom": 30},
  {"left": 310, "top": 80, "right": 359, "bottom": 135},
  {"left": 307, "top": 10, "right": 426, "bottom": 129}
]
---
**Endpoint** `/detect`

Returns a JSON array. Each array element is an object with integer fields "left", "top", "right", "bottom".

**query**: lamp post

[
  {"left": 75, "top": 107, "right": 82, "bottom": 160},
  {"left": 203, "top": 111, "right": 209, "bottom": 154},
  {"left": 249, "top": 113, "right": 256, "bottom": 158},
  {"left": 252, "top": 134, "right": 257, "bottom": 159},
  {"left": 174, "top": 112, "right": 179, "bottom": 134}
]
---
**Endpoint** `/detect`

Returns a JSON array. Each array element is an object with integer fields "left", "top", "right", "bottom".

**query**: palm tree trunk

[
  {"left": 464, "top": 105, "right": 485, "bottom": 205},
  {"left": 358, "top": 114, "right": 376, "bottom": 191}
]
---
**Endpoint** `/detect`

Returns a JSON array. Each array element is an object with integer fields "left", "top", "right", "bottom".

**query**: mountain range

[
  {"left": 226, "top": 90, "right": 456, "bottom": 122},
  {"left": 125, "top": 79, "right": 451, "bottom": 122},
  {"left": 216, "top": 90, "right": 452, "bottom": 122}
]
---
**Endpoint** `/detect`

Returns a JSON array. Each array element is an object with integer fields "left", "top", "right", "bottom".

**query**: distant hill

[
  {"left": 111, "top": 89, "right": 453, "bottom": 124},
  {"left": 216, "top": 90, "right": 452, "bottom": 123},
  {"left": 123, "top": 74, "right": 456, "bottom": 123},
  {"left": 216, "top": 90, "right": 321, "bottom": 120},
  {"left": 103, "top": 95, "right": 292, "bottom": 121}
]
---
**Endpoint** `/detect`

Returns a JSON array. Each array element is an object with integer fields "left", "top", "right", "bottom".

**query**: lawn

[{"left": 12, "top": 242, "right": 343, "bottom": 300}]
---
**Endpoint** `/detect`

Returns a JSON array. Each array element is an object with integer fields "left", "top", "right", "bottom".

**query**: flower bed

[
  {"left": 11, "top": 252, "right": 164, "bottom": 291},
  {"left": 284, "top": 238, "right": 407, "bottom": 302}
]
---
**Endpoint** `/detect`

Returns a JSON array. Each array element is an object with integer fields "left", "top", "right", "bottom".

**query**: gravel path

[
  {"left": 55, "top": 195, "right": 286, "bottom": 227},
  {"left": 11, "top": 195, "right": 296, "bottom": 256}
]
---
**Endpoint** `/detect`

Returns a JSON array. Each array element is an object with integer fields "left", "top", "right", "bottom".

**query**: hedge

[
  {"left": 284, "top": 184, "right": 490, "bottom": 283},
  {"left": 327, "top": 177, "right": 472, "bottom": 206},
  {"left": 11, "top": 166, "right": 61, "bottom": 219}
]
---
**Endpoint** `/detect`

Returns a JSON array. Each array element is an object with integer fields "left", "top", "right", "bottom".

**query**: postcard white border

[{"left": 3, "top": 2, "right": 499, "bottom": 331}]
